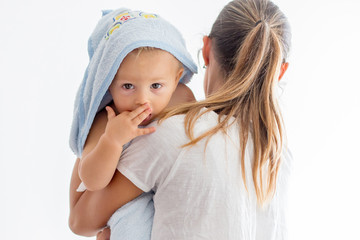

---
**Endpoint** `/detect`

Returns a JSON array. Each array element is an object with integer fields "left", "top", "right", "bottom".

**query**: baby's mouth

[{"left": 140, "top": 113, "right": 152, "bottom": 126}]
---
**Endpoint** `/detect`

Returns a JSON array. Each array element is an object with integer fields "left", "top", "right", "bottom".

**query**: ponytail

[{"left": 229, "top": 20, "right": 285, "bottom": 204}]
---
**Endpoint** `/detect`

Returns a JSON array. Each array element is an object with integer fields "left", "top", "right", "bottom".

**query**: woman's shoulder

[
  {"left": 148, "top": 114, "right": 187, "bottom": 143},
  {"left": 154, "top": 109, "right": 220, "bottom": 133}
]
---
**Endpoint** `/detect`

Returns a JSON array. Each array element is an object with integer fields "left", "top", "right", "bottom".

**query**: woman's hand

[{"left": 96, "top": 227, "right": 111, "bottom": 240}]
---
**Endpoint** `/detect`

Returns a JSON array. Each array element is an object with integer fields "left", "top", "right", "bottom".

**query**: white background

[{"left": 1, "top": 0, "right": 359, "bottom": 239}]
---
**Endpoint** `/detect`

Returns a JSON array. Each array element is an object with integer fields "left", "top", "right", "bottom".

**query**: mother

[{"left": 70, "top": 0, "right": 292, "bottom": 239}]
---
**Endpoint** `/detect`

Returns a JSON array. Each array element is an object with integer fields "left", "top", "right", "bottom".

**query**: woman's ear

[
  {"left": 202, "top": 36, "right": 211, "bottom": 67},
  {"left": 279, "top": 62, "right": 289, "bottom": 81}
]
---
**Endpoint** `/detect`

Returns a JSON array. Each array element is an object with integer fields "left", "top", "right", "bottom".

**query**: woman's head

[
  {"left": 206, "top": 0, "right": 291, "bottom": 80},
  {"left": 163, "top": 0, "right": 291, "bottom": 205}
]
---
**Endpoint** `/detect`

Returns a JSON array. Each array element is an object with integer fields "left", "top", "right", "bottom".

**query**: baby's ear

[{"left": 176, "top": 67, "right": 184, "bottom": 83}]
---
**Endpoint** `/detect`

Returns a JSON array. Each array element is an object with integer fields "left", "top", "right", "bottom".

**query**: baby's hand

[{"left": 104, "top": 104, "right": 156, "bottom": 148}]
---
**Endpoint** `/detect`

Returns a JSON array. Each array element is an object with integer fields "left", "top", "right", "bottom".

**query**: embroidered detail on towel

[{"left": 105, "top": 11, "right": 158, "bottom": 40}]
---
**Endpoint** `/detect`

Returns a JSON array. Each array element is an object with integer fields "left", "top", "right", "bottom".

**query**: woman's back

[{"left": 118, "top": 110, "right": 292, "bottom": 239}]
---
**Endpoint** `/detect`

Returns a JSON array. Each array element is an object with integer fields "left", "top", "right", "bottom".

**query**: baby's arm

[
  {"left": 167, "top": 83, "right": 196, "bottom": 107},
  {"left": 78, "top": 104, "right": 155, "bottom": 191}
]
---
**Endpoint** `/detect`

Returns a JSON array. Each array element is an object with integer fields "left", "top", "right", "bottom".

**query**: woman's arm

[{"left": 69, "top": 159, "right": 143, "bottom": 236}]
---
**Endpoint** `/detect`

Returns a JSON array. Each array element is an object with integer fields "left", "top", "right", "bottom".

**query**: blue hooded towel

[
  {"left": 70, "top": 8, "right": 197, "bottom": 157},
  {"left": 69, "top": 9, "right": 197, "bottom": 240}
]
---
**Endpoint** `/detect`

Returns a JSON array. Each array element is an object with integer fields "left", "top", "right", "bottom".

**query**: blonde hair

[
  {"left": 131, "top": 47, "right": 183, "bottom": 70},
  {"left": 160, "top": 0, "right": 291, "bottom": 205}
]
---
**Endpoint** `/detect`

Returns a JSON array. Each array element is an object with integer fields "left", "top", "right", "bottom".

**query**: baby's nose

[{"left": 135, "top": 91, "right": 149, "bottom": 106}]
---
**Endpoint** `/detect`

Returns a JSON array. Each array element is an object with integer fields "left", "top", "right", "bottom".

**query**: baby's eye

[
  {"left": 151, "top": 83, "right": 162, "bottom": 89},
  {"left": 122, "top": 83, "right": 134, "bottom": 90}
]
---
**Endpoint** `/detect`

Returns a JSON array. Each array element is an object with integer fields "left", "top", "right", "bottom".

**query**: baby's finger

[
  {"left": 133, "top": 108, "right": 152, "bottom": 125},
  {"left": 137, "top": 126, "right": 156, "bottom": 136},
  {"left": 105, "top": 106, "right": 116, "bottom": 120},
  {"left": 128, "top": 103, "right": 151, "bottom": 120}
]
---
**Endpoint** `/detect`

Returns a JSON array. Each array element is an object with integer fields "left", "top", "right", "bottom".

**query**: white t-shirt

[{"left": 118, "top": 110, "right": 292, "bottom": 240}]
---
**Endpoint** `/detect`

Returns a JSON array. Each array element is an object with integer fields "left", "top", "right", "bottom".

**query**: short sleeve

[{"left": 117, "top": 116, "right": 185, "bottom": 192}]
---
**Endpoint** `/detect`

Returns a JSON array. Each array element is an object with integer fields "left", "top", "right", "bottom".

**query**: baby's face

[{"left": 109, "top": 49, "right": 183, "bottom": 126}]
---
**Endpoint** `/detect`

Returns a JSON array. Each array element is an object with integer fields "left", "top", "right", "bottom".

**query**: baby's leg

[{"left": 107, "top": 192, "right": 154, "bottom": 240}]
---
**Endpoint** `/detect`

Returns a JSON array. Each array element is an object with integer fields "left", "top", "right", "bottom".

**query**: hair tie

[{"left": 255, "top": 20, "right": 262, "bottom": 27}]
